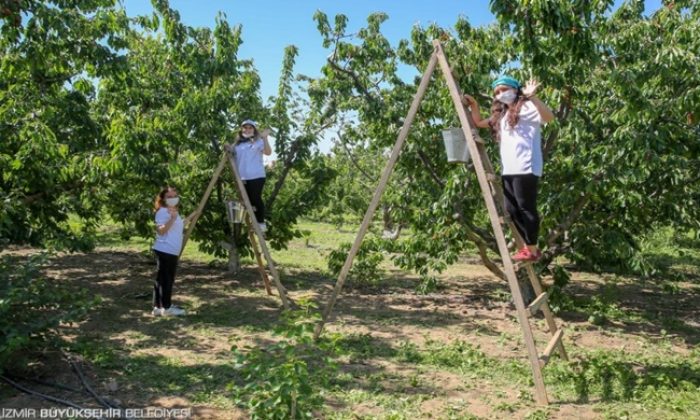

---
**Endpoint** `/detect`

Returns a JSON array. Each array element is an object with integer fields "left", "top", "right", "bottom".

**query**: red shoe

[
  {"left": 512, "top": 247, "right": 531, "bottom": 261},
  {"left": 512, "top": 247, "right": 542, "bottom": 262},
  {"left": 527, "top": 249, "right": 542, "bottom": 262}
]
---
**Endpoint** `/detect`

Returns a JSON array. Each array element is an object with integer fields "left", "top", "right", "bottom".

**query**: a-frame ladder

[
  {"left": 313, "top": 40, "right": 566, "bottom": 404},
  {"left": 182, "top": 151, "right": 290, "bottom": 310}
]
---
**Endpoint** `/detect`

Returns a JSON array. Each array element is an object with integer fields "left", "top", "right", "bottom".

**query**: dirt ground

[{"left": 1, "top": 247, "right": 698, "bottom": 419}]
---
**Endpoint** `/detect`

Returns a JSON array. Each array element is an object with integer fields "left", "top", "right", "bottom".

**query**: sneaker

[
  {"left": 512, "top": 247, "right": 531, "bottom": 261},
  {"left": 527, "top": 249, "right": 542, "bottom": 262},
  {"left": 163, "top": 306, "right": 186, "bottom": 316},
  {"left": 512, "top": 247, "right": 542, "bottom": 262},
  {"left": 152, "top": 307, "right": 164, "bottom": 317}
]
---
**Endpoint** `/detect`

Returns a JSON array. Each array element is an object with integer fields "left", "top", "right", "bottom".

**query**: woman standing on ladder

[
  {"left": 228, "top": 119, "right": 272, "bottom": 233},
  {"left": 462, "top": 76, "right": 555, "bottom": 262}
]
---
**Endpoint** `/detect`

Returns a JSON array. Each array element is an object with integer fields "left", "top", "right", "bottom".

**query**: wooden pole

[
  {"left": 313, "top": 49, "right": 439, "bottom": 340},
  {"left": 246, "top": 214, "right": 274, "bottom": 295}
]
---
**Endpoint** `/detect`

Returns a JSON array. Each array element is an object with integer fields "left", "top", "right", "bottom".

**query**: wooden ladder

[
  {"left": 314, "top": 40, "right": 567, "bottom": 404},
  {"left": 435, "top": 40, "right": 567, "bottom": 404},
  {"left": 182, "top": 151, "right": 290, "bottom": 310}
]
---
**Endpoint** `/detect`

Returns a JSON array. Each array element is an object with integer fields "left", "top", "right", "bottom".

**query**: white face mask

[
  {"left": 242, "top": 132, "right": 254, "bottom": 138},
  {"left": 495, "top": 90, "right": 517, "bottom": 104},
  {"left": 165, "top": 197, "right": 179, "bottom": 207}
]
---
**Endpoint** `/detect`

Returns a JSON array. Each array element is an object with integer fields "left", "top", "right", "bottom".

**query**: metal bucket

[
  {"left": 441, "top": 128, "right": 471, "bottom": 163},
  {"left": 226, "top": 201, "right": 246, "bottom": 224}
]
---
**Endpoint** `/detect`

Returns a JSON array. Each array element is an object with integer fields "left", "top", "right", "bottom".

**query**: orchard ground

[{"left": 1, "top": 221, "right": 698, "bottom": 419}]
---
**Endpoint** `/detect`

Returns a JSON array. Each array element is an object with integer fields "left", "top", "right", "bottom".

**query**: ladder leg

[
  {"left": 246, "top": 216, "right": 273, "bottom": 295},
  {"left": 525, "top": 265, "right": 568, "bottom": 360},
  {"left": 226, "top": 153, "right": 290, "bottom": 309}
]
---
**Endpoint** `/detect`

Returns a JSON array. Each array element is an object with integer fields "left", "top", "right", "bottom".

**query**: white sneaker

[
  {"left": 152, "top": 307, "right": 164, "bottom": 316},
  {"left": 163, "top": 306, "right": 186, "bottom": 316},
  {"left": 258, "top": 223, "right": 267, "bottom": 233}
]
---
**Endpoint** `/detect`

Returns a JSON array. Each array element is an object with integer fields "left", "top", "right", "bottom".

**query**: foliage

[
  {"left": 0, "top": 0, "right": 333, "bottom": 261},
  {"left": 0, "top": 0, "right": 129, "bottom": 250},
  {"left": 310, "top": 1, "right": 700, "bottom": 289},
  {"left": 0, "top": 253, "right": 98, "bottom": 373},
  {"left": 549, "top": 349, "right": 700, "bottom": 408},
  {"left": 230, "top": 300, "right": 337, "bottom": 419},
  {"left": 327, "top": 238, "right": 385, "bottom": 288}
]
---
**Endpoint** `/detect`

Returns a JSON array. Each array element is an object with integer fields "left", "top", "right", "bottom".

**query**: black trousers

[
  {"left": 244, "top": 177, "right": 266, "bottom": 223},
  {"left": 154, "top": 250, "right": 178, "bottom": 309},
  {"left": 502, "top": 174, "right": 540, "bottom": 246}
]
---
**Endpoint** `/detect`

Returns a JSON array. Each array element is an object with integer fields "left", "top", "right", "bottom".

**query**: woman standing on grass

[
  {"left": 152, "top": 186, "right": 196, "bottom": 316},
  {"left": 227, "top": 119, "right": 272, "bottom": 233},
  {"left": 462, "top": 76, "right": 555, "bottom": 262}
]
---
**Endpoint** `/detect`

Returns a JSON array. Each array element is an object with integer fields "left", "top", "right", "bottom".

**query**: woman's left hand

[
  {"left": 261, "top": 128, "right": 270, "bottom": 140},
  {"left": 522, "top": 79, "right": 540, "bottom": 98}
]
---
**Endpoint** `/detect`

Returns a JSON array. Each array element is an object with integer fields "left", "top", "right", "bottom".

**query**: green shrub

[
  {"left": 0, "top": 253, "right": 98, "bottom": 373},
  {"left": 230, "top": 300, "right": 337, "bottom": 419},
  {"left": 327, "top": 239, "right": 384, "bottom": 288}
]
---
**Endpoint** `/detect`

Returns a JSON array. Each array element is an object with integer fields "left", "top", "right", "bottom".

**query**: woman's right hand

[
  {"left": 168, "top": 207, "right": 178, "bottom": 219},
  {"left": 462, "top": 94, "right": 477, "bottom": 107}
]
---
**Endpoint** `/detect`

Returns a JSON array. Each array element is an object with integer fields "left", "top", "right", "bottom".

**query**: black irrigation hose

[
  {"left": 0, "top": 374, "right": 86, "bottom": 410},
  {"left": 4, "top": 374, "right": 85, "bottom": 394},
  {"left": 64, "top": 353, "right": 119, "bottom": 411}
]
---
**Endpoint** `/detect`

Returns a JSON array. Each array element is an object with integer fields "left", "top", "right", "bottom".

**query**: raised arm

[
  {"left": 522, "top": 79, "right": 555, "bottom": 124},
  {"left": 461, "top": 94, "right": 490, "bottom": 129},
  {"left": 261, "top": 128, "right": 272, "bottom": 156}
]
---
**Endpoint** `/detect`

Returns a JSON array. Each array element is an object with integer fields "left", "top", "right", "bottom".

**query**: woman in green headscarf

[{"left": 462, "top": 76, "right": 555, "bottom": 262}]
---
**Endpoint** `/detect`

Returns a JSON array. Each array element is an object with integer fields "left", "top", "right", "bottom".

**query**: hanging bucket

[
  {"left": 226, "top": 201, "right": 246, "bottom": 224},
  {"left": 233, "top": 201, "right": 245, "bottom": 224},
  {"left": 441, "top": 128, "right": 471, "bottom": 163}
]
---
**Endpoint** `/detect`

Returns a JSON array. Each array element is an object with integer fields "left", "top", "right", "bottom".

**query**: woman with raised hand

[
  {"left": 152, "top": 186, "right": 196, "bottom": 316},
  {"left": 462, "top": 76, "right": 555, "bottom": 262},
  {"left": 228, "top": 119, "right": 272, "bottom": 233}
]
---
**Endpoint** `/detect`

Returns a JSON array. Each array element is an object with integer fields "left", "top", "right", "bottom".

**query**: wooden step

[
  {"left": 527, "top": 292, "right": 549, "bottom": 317},
  {"left": 513, "top": 260, "right": 533, "bottom": 271},
  {"left": 539, "top": 329, "right": 564, "bottom": 368}
]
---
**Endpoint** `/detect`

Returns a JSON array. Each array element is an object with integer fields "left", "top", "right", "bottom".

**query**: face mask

[
  {"left": 165, "top": 197, "right": 179, "bottom": 207},
  {"left": 496, "top": 90, "right": 517, "bottom": 104}
]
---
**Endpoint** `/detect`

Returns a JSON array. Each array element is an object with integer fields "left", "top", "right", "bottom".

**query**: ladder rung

[
  {"left": 527, "top": 292, "right": 549, "bottom": 317},
  {"left": 539, "top": 329, "right": 564, "bottom": 368},
  {"left": 513, "top": 260, "right": 532, "bottom": 271}
]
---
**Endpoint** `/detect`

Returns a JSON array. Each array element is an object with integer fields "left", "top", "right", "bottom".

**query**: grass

[{"left": 3, "top": 220, "right": 699, "bottom": 419}]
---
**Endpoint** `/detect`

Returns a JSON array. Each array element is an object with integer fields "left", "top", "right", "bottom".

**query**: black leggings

[
  {"left": 244, "top": 177, "right": 266, "bottom": 223},
  {"left": 154, "top": 250, "right": 178, "bottom": 309},
  {"left": 502, "top": 174, "right": 540, "bottom": 246}
]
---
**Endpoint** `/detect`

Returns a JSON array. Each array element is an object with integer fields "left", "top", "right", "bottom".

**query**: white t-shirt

[
  {"left": 499, "top": 101, "right": 543, "bottom": 176},
  {"left": 234, "top": 138, "right": 266, "bottom": 180},
  {"left": 153, "top": 207, "right": 184, "bottom": 256}
]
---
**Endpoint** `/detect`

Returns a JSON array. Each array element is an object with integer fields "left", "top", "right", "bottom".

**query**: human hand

[
  {"left": 522, "top": 79, "right": 540, "bottom": 98},
  {"left": 261, "top": 128, "right": 270, "bottom": 140},
  {"left": 168, "top": 207, "right": 178, "bottom": 219},
  {"left": 462, "top": 94, "right": 477, "bottom": 107}
]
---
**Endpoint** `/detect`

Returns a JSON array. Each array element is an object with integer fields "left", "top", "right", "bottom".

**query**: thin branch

[
  {"left": 416, "top": 150, "right": 445, "bottom": 188},
  {"left": 326, "top": 58, "right": 382, "bottom": 108}
]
